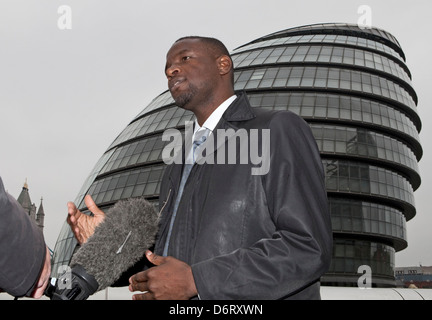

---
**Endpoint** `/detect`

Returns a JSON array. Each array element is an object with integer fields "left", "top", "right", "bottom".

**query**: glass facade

[{"left": 51, "top": 23, "right": 422, "bottom": 287}]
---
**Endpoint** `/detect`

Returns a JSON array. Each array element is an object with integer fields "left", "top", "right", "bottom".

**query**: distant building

[
  {"left": 395, "top": 266, "right": 432, "bottom": 288},
  {"left": 16, "top": 180, "right": 45, "bottom": 232}
]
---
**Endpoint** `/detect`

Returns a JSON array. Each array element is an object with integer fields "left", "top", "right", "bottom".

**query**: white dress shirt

[{"left": 186, "top": 95, "right": 237, "bottom": 164}]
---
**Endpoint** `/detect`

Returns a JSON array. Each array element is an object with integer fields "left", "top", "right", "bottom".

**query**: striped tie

[
  {"left": 192, "top": 128, "right": 210, "bottom": 162},
  {"left": 162, "top": 128, "right": 210, "bottom": 256}
]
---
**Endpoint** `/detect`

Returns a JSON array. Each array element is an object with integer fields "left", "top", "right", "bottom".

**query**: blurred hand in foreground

[
  {"left": 31, "top": 246, "right": 51, "bottom": 298},
  {"left": 67, "top": 195, "right": 105, "bottom": 245}
]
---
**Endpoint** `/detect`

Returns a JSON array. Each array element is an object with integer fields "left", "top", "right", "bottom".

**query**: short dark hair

[
  {"left": 175, "top": 36, "right": 234, "bottom": 86},
  {"left": 175, "top": 36, "right": 231, "bottom": 58}
]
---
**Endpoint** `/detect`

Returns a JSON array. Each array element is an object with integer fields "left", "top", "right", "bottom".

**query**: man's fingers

[
  {"left": 66, "top": 202, "right": 80, "bottom": 230},
  {"left": 67, "top": 201, "right": 81, "bottom": 221},
  {"left": 84, "top": 195, "right": 105, "bottom": 217},
  {"left": 145, "top": 250, "right": 166, "bottom": 266},
  {"left": 67, "top": 200, "right": 76, "bottom": 211},
  {"left": 66, "top": 196, "right": 103, "bottom": 245},
  {"left": 129, "top": 270, "right": 150, "bottom": 293},
  {"left": 129, "top": 281, "right": 149, "bottom": 293},
  {"left": 75, "top": 228, "right": 84, "bottom": 244},
  {"left": 67, "top": 213, "right": 77, "bottom": 225},
  {"left": 67, "top": 202, "right": 78, "bottom": 215},
  {"left": 132, "top": 292, "right": 153, "bottom": 300},
  {"left": 66, "top": 203, "right": 85, "bottom": 244},
  {"left": 129, "top": 270, "right": 149, "bottom": 284},
  {"left": 31, "top": 246, "right": 52, "bottom": 299}
]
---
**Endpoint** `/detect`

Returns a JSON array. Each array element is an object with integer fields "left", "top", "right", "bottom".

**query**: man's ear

[{"left": 217, "top": 55, "right": 233, "bottom": 76}]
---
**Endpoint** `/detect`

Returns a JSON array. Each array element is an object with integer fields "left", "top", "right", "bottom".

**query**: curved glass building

[{"left": 52, "top": 23, "right": 422, "bottom": 287}]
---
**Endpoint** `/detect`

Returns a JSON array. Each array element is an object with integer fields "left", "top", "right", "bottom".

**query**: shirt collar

[{"left": 193, "top": 95, "right": 237, "bottom": 136}]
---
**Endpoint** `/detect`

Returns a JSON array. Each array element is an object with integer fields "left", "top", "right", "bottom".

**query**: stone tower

[{"left": 16, "top": 179, "right": 45, "bottom": 231}]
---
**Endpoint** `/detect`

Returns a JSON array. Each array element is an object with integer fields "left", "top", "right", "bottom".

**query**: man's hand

[
  {"left": 128, "top": 251, "right": 198, "bottom": 300},
  {"left": 66, "top": 195, "right": 105, "bottom": 245},
  {"left": 31, "top": 246, "right": 51, "bottom": 298}
]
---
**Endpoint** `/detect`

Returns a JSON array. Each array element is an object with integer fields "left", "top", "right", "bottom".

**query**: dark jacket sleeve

[
  {"left": 259, "top": 112, "right": 333, "bottom": 297},
  {"left": 0, "top": 177, "right": 46, "bottom": 297},
  {"left": 191, "top": 111, "right": 333, "bottom": 299}
]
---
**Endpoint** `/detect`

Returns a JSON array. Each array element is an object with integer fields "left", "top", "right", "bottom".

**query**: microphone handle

[{"left": 44, "top": 265, "right": 99, "bottom": 300}]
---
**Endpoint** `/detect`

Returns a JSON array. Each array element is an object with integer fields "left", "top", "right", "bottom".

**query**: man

[
  {"left": 0, "top": 176, "right": 51, "bottom": 298},
  {"left": 67, "top": 36, "right": 332, "bottom": 300}
]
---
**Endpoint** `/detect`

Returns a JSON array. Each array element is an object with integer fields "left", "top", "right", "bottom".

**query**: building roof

[{"left": 37, "top": 197, "right": 45, "bottom": 217}]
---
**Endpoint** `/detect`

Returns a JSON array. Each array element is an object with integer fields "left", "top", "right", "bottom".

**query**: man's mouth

[{"left": 169, "top": 78, "right": 185, "bottom": 91}]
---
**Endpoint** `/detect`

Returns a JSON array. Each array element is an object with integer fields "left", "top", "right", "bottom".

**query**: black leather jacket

[{"left": 154, "top": 92, "right": 332, "bottom": 299}]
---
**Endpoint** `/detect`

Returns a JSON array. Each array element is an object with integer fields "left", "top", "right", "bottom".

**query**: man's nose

[{"left": 166, "top": 64, "right": 180, "bottom": 79}]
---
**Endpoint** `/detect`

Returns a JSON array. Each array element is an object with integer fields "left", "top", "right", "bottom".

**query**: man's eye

[{"left": 182, "top": 56, "right": 191, "bottom": 61}]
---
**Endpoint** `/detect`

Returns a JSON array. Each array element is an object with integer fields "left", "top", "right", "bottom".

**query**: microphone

[{"left": 45, "top": 196, "right": 159, "bottom": 300}]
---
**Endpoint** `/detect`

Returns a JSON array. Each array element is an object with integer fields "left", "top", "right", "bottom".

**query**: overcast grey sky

[{"left": 1, "top": 0, "right": 431, "bottom": 267}]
